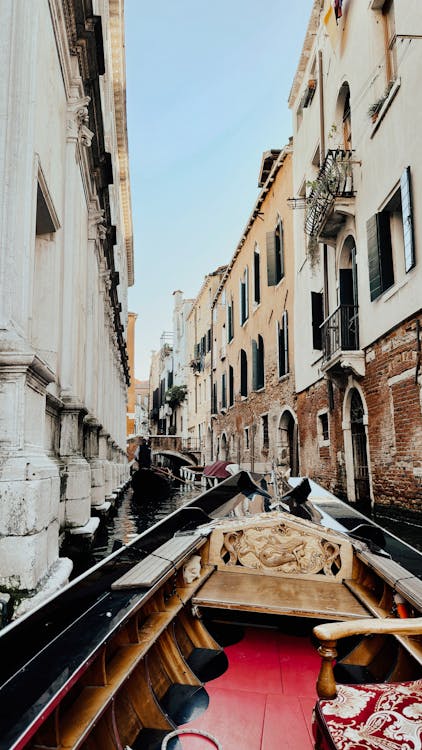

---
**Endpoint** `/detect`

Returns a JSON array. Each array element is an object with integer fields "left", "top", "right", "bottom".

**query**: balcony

[
  {"left": 305, "top": 150, "right": 355, "bottom": 243},
  {"left": 320, "top": 304, "right": 365, "bottom": 379}
]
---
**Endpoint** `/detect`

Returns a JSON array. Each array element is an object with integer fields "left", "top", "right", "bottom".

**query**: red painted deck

[{"left": 180, "top": 626, "right": 320, "bottom": 749}]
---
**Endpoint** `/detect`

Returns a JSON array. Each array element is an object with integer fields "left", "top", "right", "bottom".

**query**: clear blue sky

[{"left": 125, "top": 0, "right": 313, "bottom": 379}]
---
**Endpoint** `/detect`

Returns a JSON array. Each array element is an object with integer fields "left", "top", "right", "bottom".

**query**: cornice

[{"left": 109, "top": 0, "right": 134, "bottom": 288}]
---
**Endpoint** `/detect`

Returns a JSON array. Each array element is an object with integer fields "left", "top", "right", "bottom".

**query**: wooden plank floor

[
  {"left": 193, "top": 570, "right": 370, "bottom": 620},
  {"left": 179, "top": 626, "right": 319, "bottom": 749}
]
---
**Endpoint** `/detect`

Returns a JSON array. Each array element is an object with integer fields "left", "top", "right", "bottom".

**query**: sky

[{"left": 125, "top": 0, "right": 314, "bottom": 379}]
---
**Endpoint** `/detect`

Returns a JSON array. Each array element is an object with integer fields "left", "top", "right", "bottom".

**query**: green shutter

[
  {"left": 279, "top": 221, "right": 285, "bottom": 279},
  {"left": 252, "top": 339, "right": 258, "bottom": 390},
  {"left": 367, "top": 214, "right": 382, "bottom": 301},
  {"left": 283, "top": 310, "right": 289, "bottom": 374},
  {"left": 266, "top": 232, "right": 277, "bottom": 286},
  {"left": 401, "top": 166, "right": 415, "bottom": 273}
]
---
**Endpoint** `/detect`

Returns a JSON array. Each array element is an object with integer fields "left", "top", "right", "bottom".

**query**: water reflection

[{"left": 71, "top": 484, "right": 200, "bottom": 577}]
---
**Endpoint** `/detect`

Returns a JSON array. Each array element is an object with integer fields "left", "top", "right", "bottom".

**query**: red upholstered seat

[{"left": 312, "top": 679, "right": 422, "bottom": 750}]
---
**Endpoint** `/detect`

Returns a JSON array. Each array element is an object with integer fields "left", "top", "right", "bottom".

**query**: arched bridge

[{"left": 149, "top": 435, "right": 201, "bottom": 466}]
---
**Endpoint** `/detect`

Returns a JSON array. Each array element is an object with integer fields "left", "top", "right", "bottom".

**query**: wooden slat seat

[
  {"left": 192, "top": 570, "right": 371, "bottom": 621},
  {"left": 112, "top": 534, "right": 204, "bottom": 590}
]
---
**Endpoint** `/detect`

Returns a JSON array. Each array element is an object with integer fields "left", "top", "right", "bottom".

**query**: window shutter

[
  {"left": 245, "top": 266, "right": 249, "bottom": 319},
  {"left": 221, "top": 372, "right": 227, "bottom": 409},
  {"left": 367, "top": 214, "right": 382, "bottom": 301},
  {"left": 257, "top": 335, "right": 264, "bottom": 389},
  {"left": 252, "top": 339, "right": 258, "bottom": 390},
  {"left": 401, "top": 166, "right": 415, "bottom": 273},
  {"left": 229, "top": 365, "right": 234, "bottom": 406},
  {"left": 311, "top": 292, "right": 323, "bottom": 350},
  {"left": 266, "top": 231, "right": 277, "bottom": 286},
  {"left": 207, "top": 328, "right": 211, "bottom": 352},
  {"left": 254, "top": 251, "right": 260, "bottom": 304},
  {"left": 240, "top": 349, "right": 248, "bottom": 396},
  {"left": 279, "top": 221, "right": 285, "bottom": 279},
  {"left": 277, "top": 321, "right": 284, "bottom": 377},
  {"left": 283, "top": 310, "right": 289, "bottom": 374}
]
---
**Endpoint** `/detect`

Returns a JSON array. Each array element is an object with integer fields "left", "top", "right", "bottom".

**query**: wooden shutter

[
  {"left": 257, "top": 335, "right": 264, "bottom": 389},
  {"left": 266, "top": 232, "right": 277, "bottom": 286},
  {"left": 252, "top": 339, "right": 258, "bottom": 390},
  {"left": 254, "top": 251, "right": 260, "bottom": 304},
  {"left": 229, "top": 365, "right": 234, "bottom": 406},
  {"left": 401, "top": 166, "right": 415, "bottom": 273},
  {"left": 278, "top": 321, "right": 284, "bottom": 377},
  {"left": 282, "top": 310, "right": 289, "bottom": 374},
  {"left": 367, "top": 214, "right": 382, "bottom": 301},
  {"left": 279, "top": 221, "right": 285, "bottom": 279},
  {"left": 245, "top": 266, "right": 249, "bottom": 320},
  {"left": 311, "top": 292, "right": 323, "bottom": 350},
  {"left": 240, "top": 349, "right": 248, "bottom": 396}
]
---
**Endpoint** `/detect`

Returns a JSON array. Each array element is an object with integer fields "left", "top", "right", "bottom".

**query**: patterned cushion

[{"left": 312, "top": 679, "right": 422, "bottom": 750}]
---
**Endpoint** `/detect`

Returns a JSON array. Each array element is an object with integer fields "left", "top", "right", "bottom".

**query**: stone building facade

[
  {"left": 212, "top": 146, "right": 297, "bottom": 475},
  {"left": 0, "top": 0, "right": 133, "bottom": 611},
  {"left": 289, "top": 0, "right": 422, "bottom": 510},
  {"left": 186, "top": 267, "right": 227, "bottom": 465}
]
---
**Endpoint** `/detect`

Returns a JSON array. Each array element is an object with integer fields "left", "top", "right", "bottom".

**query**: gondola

[
  {"left": 131, "top": 466, "right": 173, "bottom": 500},
  {"left": 0, "top": 472, "right": 421, "bottom": 750}
]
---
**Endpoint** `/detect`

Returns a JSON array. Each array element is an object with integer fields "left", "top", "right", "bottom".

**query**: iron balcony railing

[
  {"left": 320, "top": 304, "right": 359, "bottom": 363},
  {"left": 305, "top": 149, "right": 354, "bottom": 238}
]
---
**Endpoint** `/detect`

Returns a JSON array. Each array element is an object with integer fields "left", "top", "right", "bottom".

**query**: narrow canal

[{"left": 70, "top": 481, "right": 422, "bottom": 580}]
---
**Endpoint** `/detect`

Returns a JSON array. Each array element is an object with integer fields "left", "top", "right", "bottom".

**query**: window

[
  {"left": 229, "top": 365, "right": 234, "bottom": 407},
  {"left": 253, "top": 247, "right": 261, "bottom": 305},
  {"left": 206, "top": 328, "right": 211, "bottom": 352},
  {"left": 267, "top": 217, "right": 284, "bottom": 286},
  {"left": 367, "top": 168, "right": 415, "bottom": 301},
  {"left": 221, "top": 372, "right": 227, "bottom": 410},
  {"left": 239, "top": 268, "right": 249, "bottom": 325},
  {"left": 262, "top": 414, "right": 269, "bottom": 450},
  {"left": 311, "top": 292, "right": 324, "bottom": 350},
  {"left": 227, "top": 297, "right": 234, "bottom": 342},
  {"left": 318, "top": 412, "right": 329, "bottom": 444},
  {"left": 240, "top": 349, "right": 248, "bottom": 397},
  {"left": 212, "top": 382, "right": 218, "bottom": 414},
  {"left": 252, "top": 335, "right": 264, "bottom": 391},
  {"left": 244, "top": 427, "right": 250, "bottom": 450},
  {"left": 277, "top": 311, "right": 289, "bottom": 377}
]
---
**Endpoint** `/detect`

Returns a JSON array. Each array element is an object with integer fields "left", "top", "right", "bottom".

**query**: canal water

[{"left": 70, "top": 481, "right": 422, "bottom": 579}]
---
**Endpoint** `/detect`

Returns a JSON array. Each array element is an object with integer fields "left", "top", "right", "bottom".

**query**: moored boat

[
  {"left": 131, "top": 466, "right": 173, "bottom": 500},
  {"left": 0, "top": 472, "right": 421, "bottom": 750}
]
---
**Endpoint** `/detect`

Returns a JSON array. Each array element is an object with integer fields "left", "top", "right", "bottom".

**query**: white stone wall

[{"left": 0, "top": 0, "right": 132, "bottom": 606}]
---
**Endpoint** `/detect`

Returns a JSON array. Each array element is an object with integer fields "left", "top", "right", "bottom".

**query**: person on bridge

[{"left": 135, "top": 438, "right": 151, "bottom": 469}]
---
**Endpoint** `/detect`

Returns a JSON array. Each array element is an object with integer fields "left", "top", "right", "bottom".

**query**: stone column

[
  {"left": 59, "top": 402, "right": 92, "bottom": 529},
  {"left": 84, "top": 416, "right": 108, "bottom": 512}
]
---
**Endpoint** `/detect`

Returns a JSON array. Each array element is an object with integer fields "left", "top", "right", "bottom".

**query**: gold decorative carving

[{"left": 220, "top": 524, "right": 342, "bottom": 577}]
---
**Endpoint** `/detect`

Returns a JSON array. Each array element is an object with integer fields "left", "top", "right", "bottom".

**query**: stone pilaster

[
  {"left": 59, "top": 402, "right": 91, "bottom": 528},
  {"left": 83, "top": 416, "right": 106, "bottom": 510}
]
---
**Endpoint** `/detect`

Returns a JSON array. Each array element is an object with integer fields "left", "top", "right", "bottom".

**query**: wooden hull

[
  {"left": 0, "top": 473, "right": 421, "bottom": 750},
  {"left": 131, "top": 467, "right": 172, "bottom": 499}
]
